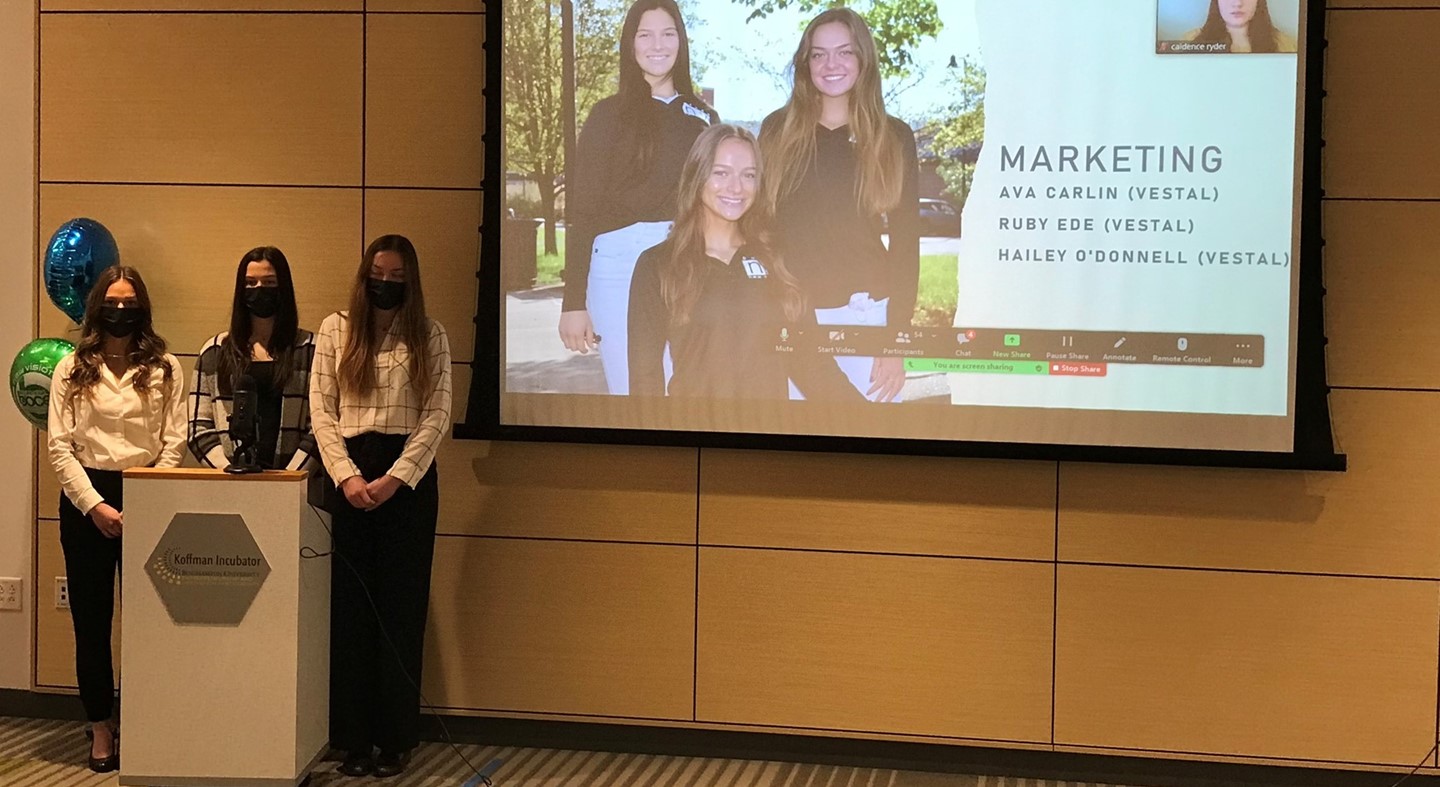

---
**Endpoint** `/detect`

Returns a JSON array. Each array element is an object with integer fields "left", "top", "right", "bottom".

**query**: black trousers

[
  {"left": 327, "top": 433, "right": 438, "bottom": 754},
  {"left": 57, "top": 468, "right": 124, "bottom": 723}
]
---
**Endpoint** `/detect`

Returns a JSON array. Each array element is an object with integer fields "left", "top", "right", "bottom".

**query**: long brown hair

[
  {"left": 217, "top": 246, "right": 300, "bottom": 395},
  {"left": 760, "top": 8, "right": 905, "bottom": 218},
  {"left": 614, "top": 0, "right": 713, "bottom": 181},
  {"left": 1194, "top": 0, "right": 1278, "bottom": 53},
  {"left": 662, "top": 124, "right": 804, "bottom": 326},
  {"left": 338, "top": 235, "right": 433, "bottom": 398},
  {"left": 65, "top": 265, "right": 172, "bottom": 405}
]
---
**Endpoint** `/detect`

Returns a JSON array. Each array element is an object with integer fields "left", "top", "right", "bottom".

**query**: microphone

[{"left": 226, "top": 373, "right": 263, "bottom": 474}]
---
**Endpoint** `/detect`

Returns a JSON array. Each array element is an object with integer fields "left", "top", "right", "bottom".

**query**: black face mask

[
  {"left": 98, "top": 306, "right": 147, "bottom": 338},
  {"left": 366, "top": 279, "right": 406, "bottom": 311},
  {"left": 244, "top": 286, "right": 282, "bottom": 319}
]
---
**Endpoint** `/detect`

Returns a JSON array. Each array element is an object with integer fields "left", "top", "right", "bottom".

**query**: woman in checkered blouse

[
  {"left": 188, "top": 246, "right": 317, "bottom": 472},
  {"left": 308, "top": 234, "right": 452, "bottom": 779}
]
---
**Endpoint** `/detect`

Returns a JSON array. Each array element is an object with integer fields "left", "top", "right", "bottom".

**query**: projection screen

[{"left": 466, "top": 0, "right": 1343, "bottom": 468}]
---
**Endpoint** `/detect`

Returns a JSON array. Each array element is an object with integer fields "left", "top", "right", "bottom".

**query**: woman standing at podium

[
  {"left": 309, "top": 234, "right": 452, "bottom": 779},
  {"left": 188, "top": 246, "right": 317, "bottom": 470},
  {"left": 47, "top": 265, "right": 187, "bottom": 773}
]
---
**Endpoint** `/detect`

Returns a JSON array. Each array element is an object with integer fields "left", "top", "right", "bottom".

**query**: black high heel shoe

[{"left": 84, "top": 727, "right": 119, "bottom": 773}]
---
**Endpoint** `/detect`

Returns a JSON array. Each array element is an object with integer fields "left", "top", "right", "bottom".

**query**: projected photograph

[
  {"left": 1156, "top": 0, "right": 1300, "bottom": 54},
  {"left": 495, "top": 0, "right": 1306, "bottom": 453},
  {"left": 503, "top": 0, "right": 978, "bottom": 402}
]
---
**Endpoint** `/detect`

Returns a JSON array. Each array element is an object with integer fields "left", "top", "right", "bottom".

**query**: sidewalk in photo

[{"left": 505, "top": 285, "right": 607, "bottom": 394}]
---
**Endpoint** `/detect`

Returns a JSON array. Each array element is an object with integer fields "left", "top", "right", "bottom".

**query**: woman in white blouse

[
  {"left": 309, "top": 234, "right": 452, "bottom": 779},
  {"left": 47, "top": 265, "right": 187, "bottom": 773}
]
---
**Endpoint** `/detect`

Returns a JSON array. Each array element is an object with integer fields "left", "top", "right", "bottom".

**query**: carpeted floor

[{"left": 0, "top": 715, "right": 1134, "bottom": 786}]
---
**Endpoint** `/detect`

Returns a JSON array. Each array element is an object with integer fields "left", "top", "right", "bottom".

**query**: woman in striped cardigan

[{"left": 188, "top": 246, "right": 317, "bottom": 470}]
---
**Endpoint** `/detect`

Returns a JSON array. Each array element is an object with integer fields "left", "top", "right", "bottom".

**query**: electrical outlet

[
  {"left": 54, "top": 577, "right": 69, "bottom": 609},
  {"left": 0, "top": 578, "right": 20, "bottom": 611}
]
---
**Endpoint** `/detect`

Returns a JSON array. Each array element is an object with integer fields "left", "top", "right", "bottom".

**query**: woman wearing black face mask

[
  {"left": 189, "top": 247, "right": 317, "bottom": 470},
  {"left": 47, "top": 265, "right": 186, "bottom": 772},
  {"left": 308, "top": 234, "right": 451, "bottom": 779}
]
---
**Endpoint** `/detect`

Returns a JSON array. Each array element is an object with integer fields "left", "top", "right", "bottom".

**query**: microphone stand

[
  {"left": 226, "top": 433, "right": 263, "bottom": 474},
  {"left": 226, "top": 378, "right": 264, "bottom": 475}
]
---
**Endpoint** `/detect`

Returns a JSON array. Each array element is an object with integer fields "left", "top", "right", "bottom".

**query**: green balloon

[{"left": 10, "top": 338, "right": 75, "bottom": 429}]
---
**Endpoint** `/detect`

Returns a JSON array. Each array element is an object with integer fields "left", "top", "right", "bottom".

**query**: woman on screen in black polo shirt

[
  {"left": 558, "top": 0, "right": 718, "bottom": 394},
  {"left": 760, "top": 7, "right": 920, "bottom": 403},
  {"left": 188, "top": 246, "right": 317, "bottom": 472},
  {"left": 1185, "top": 0, "right": 1297, "bottom": 53},
  {"left": 628, "top": 123, "right": 861, "bottom": 402}
]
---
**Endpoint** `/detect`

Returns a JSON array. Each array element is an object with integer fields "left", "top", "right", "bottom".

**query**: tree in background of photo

[
  {"left": 927, "top": 55, "right": 984, "bottom": 211},
  {"left": 731, "top": 0, "right": 940, "bottom": 79},
  {"left": 505, "top": 0, "right": 625, "bottom": 255}
]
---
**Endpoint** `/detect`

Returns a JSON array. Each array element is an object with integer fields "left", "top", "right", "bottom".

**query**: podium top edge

[{"left": 122, "top": 468, "right": 309, "bottom": 482}]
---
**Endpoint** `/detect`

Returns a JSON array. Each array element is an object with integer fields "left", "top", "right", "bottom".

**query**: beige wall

[
  {"left": 0, "top": 0, "right": 38, "bottom": 691},
  {"left": 23, "top": 0, "right": 1440, "bottom": 774}
]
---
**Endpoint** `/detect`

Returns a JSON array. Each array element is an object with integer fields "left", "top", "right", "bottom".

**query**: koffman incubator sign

[{"left": 145, "top": 513, "right": 271, "bottom": 625}]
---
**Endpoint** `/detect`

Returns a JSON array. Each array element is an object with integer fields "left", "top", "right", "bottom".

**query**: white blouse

[{"left": 47, "top": 352, "right": 188, "bottom": 514}]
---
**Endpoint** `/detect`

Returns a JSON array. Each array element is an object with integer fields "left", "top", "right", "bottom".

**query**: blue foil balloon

[{"left": 44, "top": 218, "right": 119, "bottom": 324}]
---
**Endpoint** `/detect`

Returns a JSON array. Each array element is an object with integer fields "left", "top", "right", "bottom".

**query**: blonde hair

[
  {"left": 662, "top": 124, "right": 804, "bottom": 326},
  {"left": 760, "top": 8, "right": 905, "bottom": 218}
]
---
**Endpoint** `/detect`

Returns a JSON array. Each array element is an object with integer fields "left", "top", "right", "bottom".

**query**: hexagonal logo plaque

[{"left": 145, "top": 513, "right": 271, "bottom": 625}]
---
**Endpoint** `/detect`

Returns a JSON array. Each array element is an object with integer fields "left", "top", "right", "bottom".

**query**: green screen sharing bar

[{"left": 905, "top": 359, "right": 1050, "bottom": 375}]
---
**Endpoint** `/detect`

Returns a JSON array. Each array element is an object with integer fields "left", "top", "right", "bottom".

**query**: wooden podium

[{"left": 119, "top": 468, "right": 330, "bottom": 787}]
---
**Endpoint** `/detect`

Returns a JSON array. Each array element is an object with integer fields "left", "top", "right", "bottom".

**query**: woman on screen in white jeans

[
  {"left": 627, "top": 123, "right": 861, "bottom": 401},
  {"left": 759, "top": 8, "right": 920, "bottom": 403},
  {"left": 1185, "top": 0, "right": 1296, "bottom": 53},
  {"left": 557, "top": 0, "right": 718, "bottom": 394}
]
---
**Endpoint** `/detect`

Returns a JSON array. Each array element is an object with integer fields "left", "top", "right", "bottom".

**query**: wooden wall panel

[
  {"left": 424, "top": 538, "right": 695, "bottom": 720},
  {"left": 1057, "top": 390, "right": 1440, "bottom": 578},
  {"left": 696, "top": 548, "right": 1053, "bottom": 743},
  {"left": 40, "top": 184, "right": 362, "bottom": 355},
  {"left": 40, "top": 14, "right": 362, "bottom": 186},
  {"left": 367, "top": 1, "right": 483, "bottom": 11},
  {"left": 34, "top": 518, "right": 120, "bottom": 691},
  {"left": 437, "top": 439, "right": 697, "bottom": 544},
  {"left": 449, "top": 362, "right": 472, "bottom": 425},
  {"left": 43, "top": 1, "right": 359, "bottom": 9},
  {"left": 34, "top": 519, "right": 73, "bottom": 688},
  {"left": 1054, "top": 565, "right": 1438, "bottom": 765},
  {"left": 365, "top": 14, "right": 485, "bottom": 189},
  {"left": 39, "top": 290, "right": 79, "bottom": 347},
  {"left": 1324, "top": 201, "right": 1440, "bottom": 389},
  {"left": 1323, "top": 9, "right": 1440, "bottom": 199},
  {"left": 38, "top": 435, "right": 60, "bottom": 521},
  {"left": 700, "top": 450, "right": 1055, "bottom": 561},
  {"left": 363, "top": 188, "right": 481, "bottom": 363}
]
